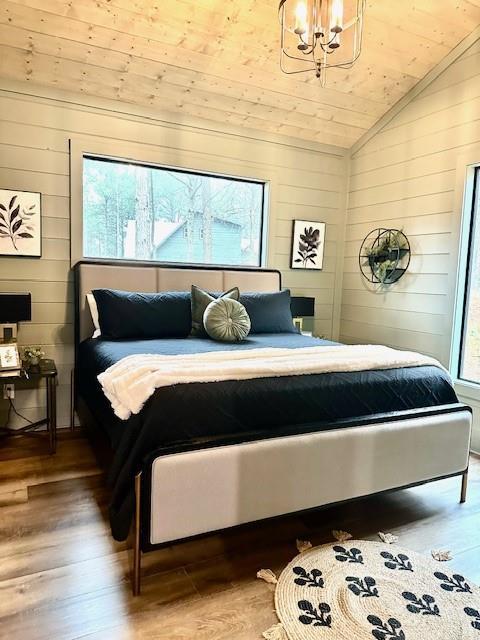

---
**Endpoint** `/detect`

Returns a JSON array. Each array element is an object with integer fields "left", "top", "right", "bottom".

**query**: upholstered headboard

[{"left": 74, "top": 261, "right": 282, "bottom": 344}]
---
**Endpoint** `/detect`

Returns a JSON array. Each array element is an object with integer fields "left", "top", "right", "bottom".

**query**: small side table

[{"left": 0, "top": 361, "right": 57, "bottom": 453}]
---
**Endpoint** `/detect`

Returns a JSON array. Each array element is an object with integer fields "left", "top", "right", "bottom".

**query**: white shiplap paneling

[
  {"left": 0, "top": 83, "right": 348, "bottom": 428},
  {"left": 341, "top": 39, "right": 480, "bottom": 368}
]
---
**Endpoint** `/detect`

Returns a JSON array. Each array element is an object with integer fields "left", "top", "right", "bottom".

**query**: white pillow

[{"left": 86, "top": 293, "right": 101, "bottom": 338}]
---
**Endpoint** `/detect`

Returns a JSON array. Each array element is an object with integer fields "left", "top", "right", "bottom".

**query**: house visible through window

[
  {"left": 459, "top": 165, "right": 480, "bottom": 383},
  {"left": 82, "top": 156, "right": 266, "bottom": 267}
]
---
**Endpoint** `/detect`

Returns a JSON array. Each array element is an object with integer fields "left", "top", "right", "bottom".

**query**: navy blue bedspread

[{"left": 78, "top": 333, "right": 457, "bottom": 540}]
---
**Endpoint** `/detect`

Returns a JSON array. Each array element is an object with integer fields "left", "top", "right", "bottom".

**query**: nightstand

[{"left": 0, "top": 360, "right": 57, "bottom": 454}]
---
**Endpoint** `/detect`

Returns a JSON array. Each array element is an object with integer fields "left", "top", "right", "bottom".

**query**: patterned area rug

[{"left": 271, "top": 540, "right": 480, "bottom": 639}]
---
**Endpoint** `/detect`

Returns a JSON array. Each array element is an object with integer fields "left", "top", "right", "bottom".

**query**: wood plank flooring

[{"left": 0, "top": 433, "right": 479, "bottom": 639}]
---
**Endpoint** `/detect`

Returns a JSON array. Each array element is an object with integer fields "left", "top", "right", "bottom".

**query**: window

[
  {"left": 459, "top": 166, "right": 480, "bottom": 383},
  {"left": 82, "top": 156, "right": 266, "bottom": 267}
]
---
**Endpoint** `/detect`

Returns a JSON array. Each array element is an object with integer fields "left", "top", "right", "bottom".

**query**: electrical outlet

[{"left": 3, "top": 384, "right": 14, "bottom": 400}]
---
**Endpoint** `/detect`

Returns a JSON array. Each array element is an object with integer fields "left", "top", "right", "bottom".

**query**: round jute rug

[{"left": 274, "top": 541, "right": 480, "bottom": 639}]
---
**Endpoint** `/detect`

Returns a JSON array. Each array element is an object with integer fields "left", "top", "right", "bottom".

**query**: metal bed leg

[
  {"left": 133, "top": 472, "right": 142, "bottom": 596},
  {"left": 49, "top": 376, "right": 57, "bottom": 454},
  {"left": 460, "top": 469, "right": 468, "bottom": 504},
  {"left": 46, "top": 376, "right": 53, "bottom": 454},
  {"left": 70, "top": 369, "right": 75, "bottom": 432}
]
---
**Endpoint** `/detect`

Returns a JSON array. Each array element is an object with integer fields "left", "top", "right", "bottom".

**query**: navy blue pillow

[
  {"left": 239, "top": 290, "right": 297, "bottom": 334},
  {"left": 92, "top": 289, "right": 191, "bottom": 339}
]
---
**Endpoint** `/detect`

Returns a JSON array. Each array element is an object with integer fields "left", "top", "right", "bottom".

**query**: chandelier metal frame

[{"left": 278, "top": 0, "right": 366, "bottom": 84}]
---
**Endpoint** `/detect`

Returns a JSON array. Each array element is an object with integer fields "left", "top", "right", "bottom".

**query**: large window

[
  {"left": 82, "top": 156, "right": 266, "bottom": 267},
  {"left": 459, "top": 166, "right": 480, "bottom": 383}
]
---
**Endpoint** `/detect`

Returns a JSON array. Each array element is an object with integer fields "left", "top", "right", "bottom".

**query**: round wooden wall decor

[{"left": 359, "top": 228, "right": 411, "bottom": 285}]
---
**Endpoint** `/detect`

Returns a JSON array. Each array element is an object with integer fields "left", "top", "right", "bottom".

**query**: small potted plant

[{"left": 23, "top": 345, "right": 45, "bottom": 370}]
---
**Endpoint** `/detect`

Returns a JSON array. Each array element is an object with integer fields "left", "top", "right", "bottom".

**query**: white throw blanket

[{"left": 98, "top": 344, "right": 446, "bottom": 420}]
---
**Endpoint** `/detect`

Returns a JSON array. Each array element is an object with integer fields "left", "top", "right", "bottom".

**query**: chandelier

[{"left": 278, "top": 0, "right": 366, "bottom": 85}]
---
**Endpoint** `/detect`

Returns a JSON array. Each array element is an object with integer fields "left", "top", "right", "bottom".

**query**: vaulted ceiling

[{"left": 1, "top": 0, "right": 479, "bottom": 148}]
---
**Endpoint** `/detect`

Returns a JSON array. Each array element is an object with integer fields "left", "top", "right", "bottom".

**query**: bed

[{"left": 73, "top": 261, "right": 472, "bottom": 595}]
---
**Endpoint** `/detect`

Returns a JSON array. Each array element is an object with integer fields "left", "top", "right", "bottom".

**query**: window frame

[
  {"left": 80, "top": 153, "right": 267, "bottom": 268},
  {"left": 70, "top": 138, "right": 273, "bottom": 269},
  {"left": 457, "top": 165, "right": 480, "bottom": 385},
  {"left": 450, "top": 152, "right": 480, "bottom": 392}
]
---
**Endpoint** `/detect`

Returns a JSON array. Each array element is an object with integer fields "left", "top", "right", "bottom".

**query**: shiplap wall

[
  {"left": 0, "top": 81, "right": 348, "bottom": 429},
  {"left": 340, "top": 39, "right": 480, "bottom": 451},
  {"left": 341, "top": 39, "right": 480, "bottom": 363}
]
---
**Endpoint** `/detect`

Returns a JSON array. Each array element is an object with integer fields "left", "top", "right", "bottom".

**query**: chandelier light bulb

[
  {"left": 330, "top": 0, "right": 343, "bottom": 33},
  {"left": 294, "top": 1, "right": 308, "bottom": 35}
]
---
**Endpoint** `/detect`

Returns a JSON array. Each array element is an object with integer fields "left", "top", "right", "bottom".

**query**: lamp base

[
  {"left": 0, "top": 323, "right": 18, "bottom": 343},
  {"left": 293, "top": 316, "right": 314, "bottom": 334}
]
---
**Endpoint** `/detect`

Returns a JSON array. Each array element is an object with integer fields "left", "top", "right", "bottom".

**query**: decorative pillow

[
  {"left": 239, "top": 289, "right": 297, "bottom": 334},
  {"left": 203, "top": 298, "right": 251, "bottom": 342},
  {"left": 92, "top": 289, "right": 191, "bottom": 339},
  {"left": 191, "top": 284, "right": 239, "bottom": 336},
  {"left": 86, "top": 292, "right": 101, "bottom": 338}
]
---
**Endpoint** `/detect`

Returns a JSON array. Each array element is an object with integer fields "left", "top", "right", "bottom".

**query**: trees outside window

[{"left": 83, "top": 156, "right": 265, "bottom": 267}]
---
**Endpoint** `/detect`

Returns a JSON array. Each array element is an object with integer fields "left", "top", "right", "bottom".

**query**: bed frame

[{"left": 73, "top": 260, "right": 472, "bottom": 596}]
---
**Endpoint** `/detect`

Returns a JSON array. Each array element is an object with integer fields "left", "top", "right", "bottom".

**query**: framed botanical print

[
  {"left": 0, "top": 343, "right": 21, "bottom": 371},
  {"left": 0, "top": 189, "right": 42, "bottom": 258},
  {"left": 290, "top": 220, "right": 325, "bottom": 270}
]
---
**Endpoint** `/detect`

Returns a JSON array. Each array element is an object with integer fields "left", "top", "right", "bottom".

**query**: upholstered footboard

[{"left": 131, "top": 404, "right": 472, "bottom": 594}]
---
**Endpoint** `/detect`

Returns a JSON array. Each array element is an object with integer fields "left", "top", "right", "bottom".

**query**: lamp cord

[
  {"left": 8, "top": 399, "right": 34, "bottom": 426},
  {"left": 1, "top": 399, "right": 35, "bottom": 430},
  {"left": 1, "top": 401, "right": 12, "bottom": 429}
]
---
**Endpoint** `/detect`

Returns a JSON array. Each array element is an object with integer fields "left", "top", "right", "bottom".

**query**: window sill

[{"left": 454, "top": 379, "right": 480, "bottom": 404}]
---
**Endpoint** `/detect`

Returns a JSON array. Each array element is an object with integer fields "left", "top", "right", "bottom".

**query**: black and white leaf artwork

[
  {"left": 297, "top": 600, "right": 332, "bottom": 627},
  {"left": 402, "top": 591, "right": 440, "bottom": 616},
  {"left": 0, "top": 191, "right": 38, "bottom": 252},
  {"left": 434, "top": 572, "right": 472, "bottom": 593},
  {"left": 294, "top": 226, "right": 320, "bottom": 267},
  {"left": 291, "top": 220, "right": 325, "bottom": 270},
  {"left": 292, "top": 566, "right": 324, "bottom": 588}
]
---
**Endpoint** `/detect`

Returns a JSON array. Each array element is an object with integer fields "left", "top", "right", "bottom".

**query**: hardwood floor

[{"left": 0, "top": 433, "right": 479, "bottom": 640}]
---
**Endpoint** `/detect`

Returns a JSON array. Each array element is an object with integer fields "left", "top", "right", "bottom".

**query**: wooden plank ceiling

[{"left": 0, "top": 0, "right": 479, "bottom": 149}]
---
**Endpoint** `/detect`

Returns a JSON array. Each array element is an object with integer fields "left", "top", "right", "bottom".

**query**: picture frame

[
  {"left": 290, "top": 219, "right": 325, "bottom": 270},
  {"left": 0, "top": 343, "right": 21, "bottom": 371},
  {"left": 0, "top": 189, "right": 42, "bottom": 258}
]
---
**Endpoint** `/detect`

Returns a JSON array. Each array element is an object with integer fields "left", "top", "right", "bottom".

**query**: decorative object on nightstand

[
  {"left": 0, "top": 292, "right": 31, "bottom": 344},
  {"left": 22, "top": 345, "right": 46, "bottom": 370},
  {"left": 0, "top": 343, "right": 21, "bottom": 372},
  {"left": 0, "top": 359, "right": 57, "bottom": 453},
  {"left": 0, "top": 189, "right": 42, "bottom": 257},
  {"left": 291, "top": 296, "right": 315, "bottom": 336},
  {"left": 290, "top": 220, "right": 325, "bottom": 270}
]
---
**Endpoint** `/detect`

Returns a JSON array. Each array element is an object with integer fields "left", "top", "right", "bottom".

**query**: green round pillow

[{"left": 203, "top": 297, "right": 251, "bottom": 342}]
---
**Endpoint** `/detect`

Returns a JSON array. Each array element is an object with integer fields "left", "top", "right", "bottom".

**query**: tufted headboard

[{"left": 74, "top": 261, "right": 282, "bottom": 344}]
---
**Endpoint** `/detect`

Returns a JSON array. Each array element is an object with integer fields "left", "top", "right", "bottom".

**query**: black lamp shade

[
  {"left": 290, "top": 296, "right": 315, "bottom": 318},
  {"left": 0, "top": 293, "right": 32, "bottom": 322}
]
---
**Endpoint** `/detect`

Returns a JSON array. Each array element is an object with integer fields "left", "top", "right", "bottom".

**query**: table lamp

[
  {"left": 290, "top": 296, "right": 315, "bottom": 335},
  {"left": 0, "top": 293, "right": 32, "bottom": 342}
]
